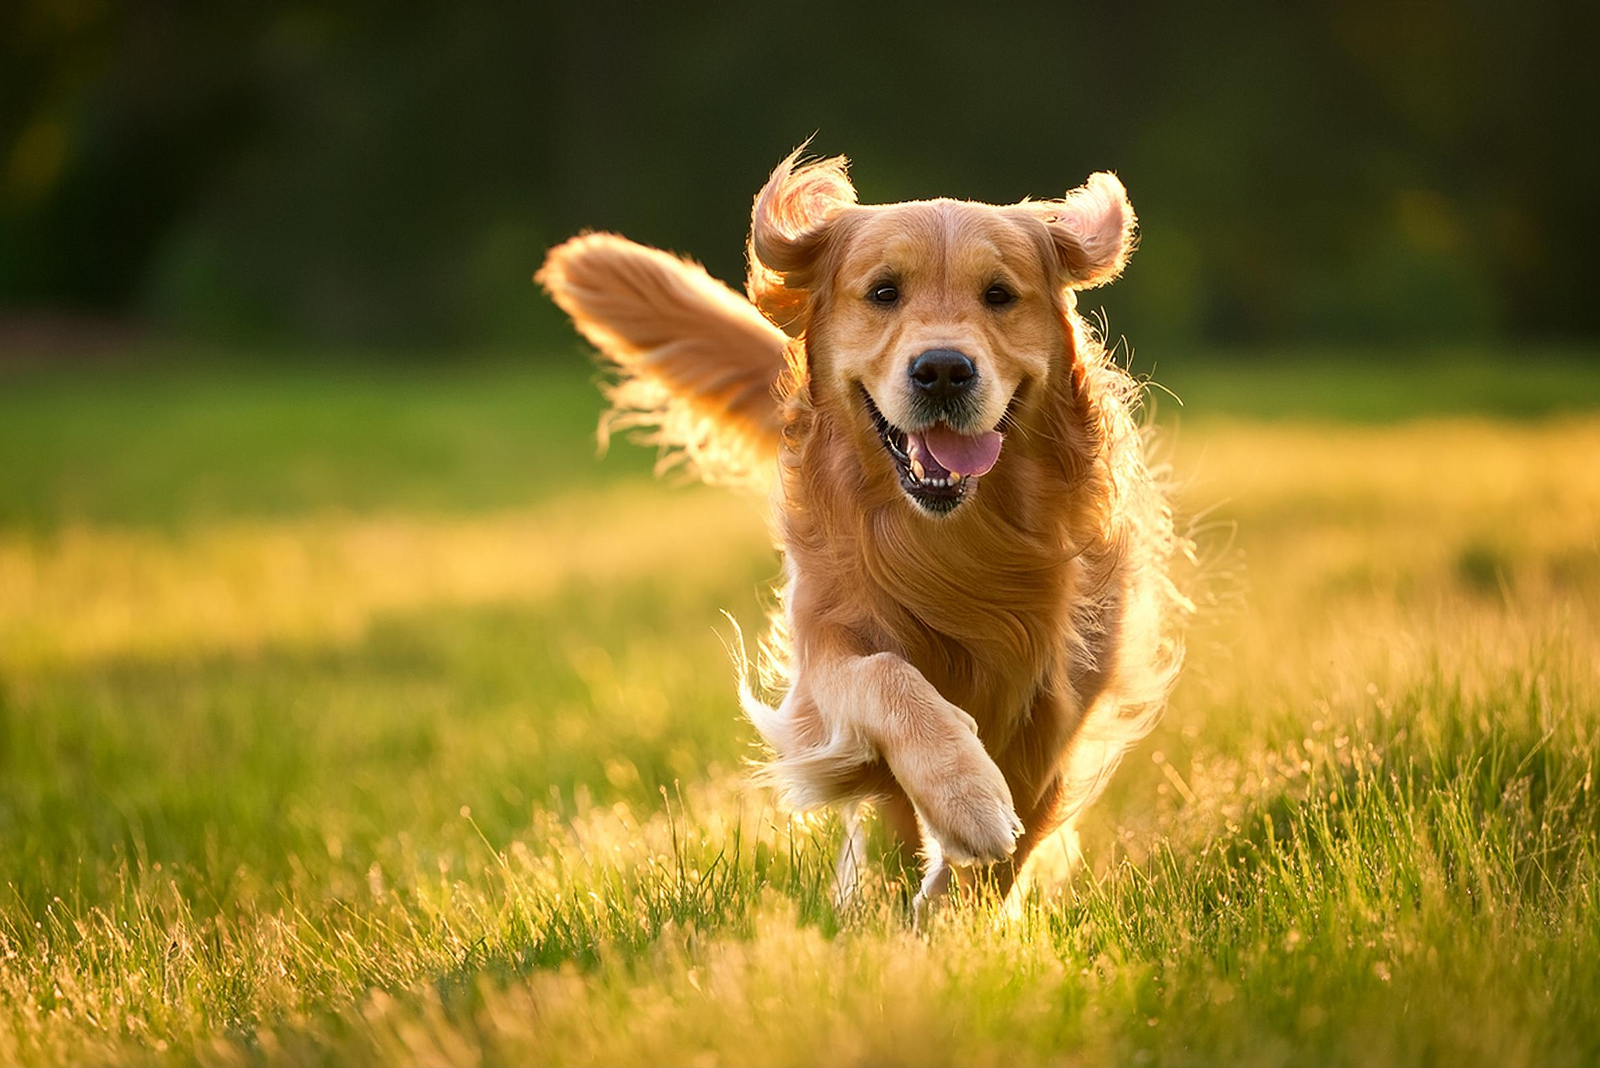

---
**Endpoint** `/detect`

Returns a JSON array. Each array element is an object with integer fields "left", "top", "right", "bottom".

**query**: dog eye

[
  {"left": 984, "top": 285, "right": 1016, "bottom": 306},
  {"left": 867, "top": 283, "right": 900, "bottom": 306}
]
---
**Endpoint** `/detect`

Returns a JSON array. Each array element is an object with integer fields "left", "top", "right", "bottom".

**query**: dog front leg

[
  {"left": 912, "top": 835, "right": 955, "bottom": 926},
  {"left": 808, "top": 652, "right": 1023, "bottom": 870},
  {"left": 915, "top": 774, "right": 1057, "bottom": 921}
]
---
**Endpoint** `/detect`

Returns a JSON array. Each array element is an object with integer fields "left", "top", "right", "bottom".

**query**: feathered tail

[{"left": 537, "top": 233, "right": 791, "bottom": 490}]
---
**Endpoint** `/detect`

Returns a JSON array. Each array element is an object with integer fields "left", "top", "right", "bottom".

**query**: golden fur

[{"left": 539, "top": 148, "right": 1189, "bottom": 910}]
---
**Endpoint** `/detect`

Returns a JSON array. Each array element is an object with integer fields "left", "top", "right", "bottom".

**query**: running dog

[{"left": 538, "top": 147, "right": 1188, "bottom": 911}]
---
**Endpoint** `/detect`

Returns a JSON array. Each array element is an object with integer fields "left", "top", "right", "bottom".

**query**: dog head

[{"left": 749, "top": 149, "right": 1136, "bottom": 517}]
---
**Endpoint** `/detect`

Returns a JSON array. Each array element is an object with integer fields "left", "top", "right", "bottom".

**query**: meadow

[{"left": 1, "top": 346, "right": 1598, "bottom": 1066}]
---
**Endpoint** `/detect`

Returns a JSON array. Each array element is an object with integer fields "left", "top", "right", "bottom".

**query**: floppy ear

[
  {"left": 1027, "top": 172, "right": 1137, "bottom": 289},
  {"left": 746, "top": 147, "right": 857, "bottom": 335}
]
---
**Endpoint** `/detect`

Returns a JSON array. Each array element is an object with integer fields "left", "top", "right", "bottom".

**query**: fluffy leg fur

[{"left": 792, "top": 652, "right": 1025, "bottom": 866}]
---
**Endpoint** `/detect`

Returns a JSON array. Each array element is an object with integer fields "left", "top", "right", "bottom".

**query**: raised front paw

[{"left": 902, "top": 725, "right": 1023, "bottom": 866}]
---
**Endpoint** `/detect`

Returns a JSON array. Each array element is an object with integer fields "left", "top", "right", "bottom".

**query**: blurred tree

[{"left": 1, "top": 0, "right": 1595, "bottom": 349}]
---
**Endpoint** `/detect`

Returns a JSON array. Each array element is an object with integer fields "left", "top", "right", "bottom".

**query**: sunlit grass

[
  {"left": 0, "top": 357, "right": 1597, "bottom": 1065},
  {"left": 0, "top": 484, "right": 764, "bottom": 670}
]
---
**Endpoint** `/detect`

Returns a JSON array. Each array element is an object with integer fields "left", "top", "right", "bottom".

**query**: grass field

[{"left": 2, "top": 348, "right": 1599, "bottom": 1066}]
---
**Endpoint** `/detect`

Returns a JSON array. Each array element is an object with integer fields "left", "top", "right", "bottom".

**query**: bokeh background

[{"left": 3, "top": 0, "right": 1597, "bottom": 353}]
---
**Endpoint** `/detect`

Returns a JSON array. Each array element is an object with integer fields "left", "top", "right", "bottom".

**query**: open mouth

[{"left": 861, "top": 388, "right": 1004, "bottom": 516}]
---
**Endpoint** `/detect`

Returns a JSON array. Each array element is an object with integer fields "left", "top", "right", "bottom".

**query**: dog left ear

[{"left": 1025, "top": 172, "right": 1137, "bottom": 289}]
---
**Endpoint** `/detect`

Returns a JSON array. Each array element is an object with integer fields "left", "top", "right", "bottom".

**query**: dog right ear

[{"left": 747, "top": 147, "right": 856, "bottom": 335}]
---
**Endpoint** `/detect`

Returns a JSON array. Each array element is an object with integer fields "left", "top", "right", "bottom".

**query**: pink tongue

[{"left": 919, "top": 425, "right": 1004, "bottom": 477}]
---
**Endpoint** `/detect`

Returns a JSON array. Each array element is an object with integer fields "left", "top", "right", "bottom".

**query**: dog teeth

[{"left": 906, "top": 459, "right": 966, "bottom": 490}]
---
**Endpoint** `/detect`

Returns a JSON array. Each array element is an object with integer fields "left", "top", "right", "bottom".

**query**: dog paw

[{"left": 910, "top": 733, "right": 1023, "bottom": 865}]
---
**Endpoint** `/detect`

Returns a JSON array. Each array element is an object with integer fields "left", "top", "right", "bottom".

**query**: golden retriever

[{"left": 538, "top": 148, "right": 1188, "bottom": 912}]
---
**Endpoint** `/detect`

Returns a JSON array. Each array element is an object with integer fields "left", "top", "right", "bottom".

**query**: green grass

[
  {"left": 5, "top": 344, "right": 1599, "bottom": 531},
  {"left": 1143, "top": 344, "right": 1600, "bottom": 422},
  {"left": 1, "top": 348, "right": 1598, "bottom": 1065},
  {"left": 0, "top": 351, "right": 649, "bottom": 531}
]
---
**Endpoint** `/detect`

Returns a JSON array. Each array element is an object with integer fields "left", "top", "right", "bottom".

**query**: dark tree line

[{"left": 2, "top": 0, "right": 1596, "bottom": 349}]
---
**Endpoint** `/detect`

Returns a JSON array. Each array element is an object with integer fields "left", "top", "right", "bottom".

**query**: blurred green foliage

[{"left": 2, "top": 0, "right": 1596, "bottom": 349}]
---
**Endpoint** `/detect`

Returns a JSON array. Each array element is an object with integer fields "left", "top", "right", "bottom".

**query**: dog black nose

[{"left": 908, "top": 349, "right": 977, "bottom": 398}]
